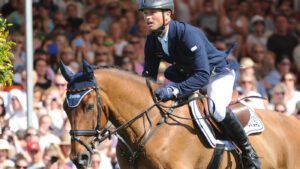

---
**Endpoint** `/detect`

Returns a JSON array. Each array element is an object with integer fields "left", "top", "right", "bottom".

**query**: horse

[{"left": 60, "top": 61, "right": 300, "bottom": 169}]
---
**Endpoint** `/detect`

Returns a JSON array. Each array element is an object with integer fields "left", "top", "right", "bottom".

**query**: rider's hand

[{"left": 155, "top": 85, "right": 179, "bottom": 101}]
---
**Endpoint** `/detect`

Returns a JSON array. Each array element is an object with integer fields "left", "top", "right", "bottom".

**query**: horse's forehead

[{"left": 65, "top": 72, "right": 97, "bottom": 108}]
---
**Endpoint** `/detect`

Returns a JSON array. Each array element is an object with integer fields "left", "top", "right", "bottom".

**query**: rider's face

[{"left": 143, "top": 9, "right": 170, "bottom": 32}]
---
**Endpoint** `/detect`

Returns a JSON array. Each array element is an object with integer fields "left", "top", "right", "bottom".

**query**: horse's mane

[{"left": 93, "top": 65, "right": 156, "bottom": 86}]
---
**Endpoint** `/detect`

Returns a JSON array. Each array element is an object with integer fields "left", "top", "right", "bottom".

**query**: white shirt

[{"left": 157, "top": 29, "right": 169, "bottom": 55}]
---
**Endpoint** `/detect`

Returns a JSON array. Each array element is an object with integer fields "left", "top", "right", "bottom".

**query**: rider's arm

[{"left": 175, "top": 28, "right": 211, "bottom": 97}]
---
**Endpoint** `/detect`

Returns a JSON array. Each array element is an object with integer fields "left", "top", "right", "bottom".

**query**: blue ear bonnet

[{"left": 66, "top": 72, "right": 96, "bottom": 108}]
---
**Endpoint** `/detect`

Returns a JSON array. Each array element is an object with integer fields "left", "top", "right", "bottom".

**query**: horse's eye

[{"left": 85, "top": 104, "right": 94, "bottom": 112}]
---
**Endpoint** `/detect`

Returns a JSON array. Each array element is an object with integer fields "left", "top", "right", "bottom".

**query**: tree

[{"left": 0, "top": 17, "right": 15, "bottom": 88}]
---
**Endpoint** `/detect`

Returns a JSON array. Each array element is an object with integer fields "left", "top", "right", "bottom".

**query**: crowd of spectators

[{"left": 0, "top": 0, "right": 300, "bottom": 168}]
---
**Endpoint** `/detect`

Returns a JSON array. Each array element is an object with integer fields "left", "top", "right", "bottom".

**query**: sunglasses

[
  {"left": 16, "top": 165, "right": 27, "bottom": 169},
  {"left": 275, "top": 92, "right": 284, "bottom": 96},
  {"left": 81, "top": 30, "right": 91, "bottom": 34},
  {"left": 95, "top": 52, "right": 109, "bottom": 56},
  {"left": 284, "top": 78, "right": 294, "bottom": 82},
  {"left": 130, "top": 40, "right": 139, "bottom": 44},
  {"left": 55, "top": 83, "right": 67, "bottom": 87},
  {"left": 241, "top": 80, "right": 253, "bottom": 84}
]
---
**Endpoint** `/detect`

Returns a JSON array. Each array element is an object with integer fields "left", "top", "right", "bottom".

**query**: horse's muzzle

[{"left": 72, "top": 151, "right": 91, "bottom": 169}]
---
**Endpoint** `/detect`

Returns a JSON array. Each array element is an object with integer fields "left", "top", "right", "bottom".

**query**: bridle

[{"left": 67, "top": 78, "right": 105, "bottom": 154}]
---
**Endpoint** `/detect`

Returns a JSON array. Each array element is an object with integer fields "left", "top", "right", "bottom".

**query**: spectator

[
  {"left": 109, "top": 21, "right": 128, "bottom": 58},
  {"left": 66, "top": 2, "right": 84, "bottom": 37},
  {"left": 282, "top": 72, "right": 300, "bottom": 115},
  {"left": 38, "top": 115, "right": 61, "bottom": 151},
  {"left": 91, "top": 152, "right": 102, "bottom": 169},
  {"left": 262, "top": 56, "right": 292, "bottom": 93},
  {"left": 99, "top": 0, "right": 122, "bottom": 32},
  {"left": 268, "top": 82, "right": 288, "bottom": 110},
  {"left": 196, "top": 0, "right": 219, "bottom": 40},
  {"left": 7, "top": 0, "right": 25, "bottom": 33},
  {"left": 71, "top": 23, "right": 94, "bottom": 64},
  {"left": 94, "top": 46, "right": 114, "bottom": 67},
  {"left": 92, "top": 29, "right": 107, "bottom": 51},
  {"left": 121, "top": 44, "right": 143, "bottom": 75},
  {"left": 43, "top": 87, "right": 66, "bottom": 135},
  {"left": 53, "top": 73, "right": 68, "bottom": 100},
  {"left": 15, "top": 155, "right": 29, "bottom": 169},
  {"left": 128, "top": 35, "right": 145, "bottom": 63},
  {"left": 34, "top": 58, "right": 53, "bottom": 91},
  {"left": 219, "top": 4, "right": 248, "bottom": 56},
  {"left": 1, "top": 0, "right": 18, "bottom": 17},
  {"left": 27, "top": 140, "right": 44, "bottom": 169},
  {"left": 245, "top": 15, "right": 272, "bottom": 56},
  {"left": 249, "top": 44, "right": 275, "bottom": 81},
  {"left": 59, "top": 46, "right": 75, "bottom": 67},
  {"left": 120, "top": 56, "right": 135, "bottom": 72},
  {"left": 293, "top": 101, "right": 300, "bottom": 119},
  {"left": 0, "top": 139, "right": 14, "bottom": 168},
  {"left": 267, "top": 14, "right": 298, "bottom": 62},
  {"left": 274, "top": 102, "right": 288, "bottom": 114},
  {"left": 6, "top": 89, "right": 38, "bottom": 132},
  {"left": 59, "top": 133, "right": 76, "bottom": 169},
  {"left": 10, "top": 33, "right": 26, "bottom": 72},
  {"left": 239, "top": 57, "right": 268, "bottom": 98},
  {"left": 0, "top": 96, "right": 7, "bottom": 130},
  {"left": 237, "top": 73, "right": 267, "bottom": 109}
]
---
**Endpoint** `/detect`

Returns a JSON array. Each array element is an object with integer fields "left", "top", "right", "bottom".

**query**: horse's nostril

[{"left": 78, "top": 152, "right": 91, "bottom": 167}]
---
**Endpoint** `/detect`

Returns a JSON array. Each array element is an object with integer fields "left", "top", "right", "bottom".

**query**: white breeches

[{"left": 207, "top": 70, "right": 235, "bottom": 122}]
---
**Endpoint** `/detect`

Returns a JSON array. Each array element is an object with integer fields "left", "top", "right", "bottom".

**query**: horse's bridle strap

[{"left": 70, "top": 130, "right": 99, "bottom": 136}]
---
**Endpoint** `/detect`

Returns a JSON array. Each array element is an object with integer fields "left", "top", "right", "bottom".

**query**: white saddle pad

[{"left": 189, "top": 100, "right": 264, "bottom": 151}]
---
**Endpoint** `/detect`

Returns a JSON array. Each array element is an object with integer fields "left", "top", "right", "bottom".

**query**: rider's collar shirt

[{"left": 157, "top": 28, "right": 169, "bottom": 55}]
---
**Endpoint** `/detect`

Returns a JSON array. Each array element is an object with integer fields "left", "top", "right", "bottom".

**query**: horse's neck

[{"left": 98, "top": 70, "right": 159, "bottom": 143}]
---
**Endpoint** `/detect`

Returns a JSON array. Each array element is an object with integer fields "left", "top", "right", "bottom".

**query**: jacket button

[
  {"left": 180, "top": 69, "right": 184, "bottom": 72},
  {"left": 173, "top": 62, "right": 176, "bottom": 65}
]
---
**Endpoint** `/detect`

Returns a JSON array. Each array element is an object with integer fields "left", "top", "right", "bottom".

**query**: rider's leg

[
  {"left": 218, "top": 109, "right": 261, "bottom": 169},
  {"left": 207, "top": 70, "right": 261, "bottom": 169}
]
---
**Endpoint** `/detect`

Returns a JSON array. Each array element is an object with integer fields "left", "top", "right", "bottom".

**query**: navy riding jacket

[{"left": 143, "top": 20, "right": 238, "bottom": 97}]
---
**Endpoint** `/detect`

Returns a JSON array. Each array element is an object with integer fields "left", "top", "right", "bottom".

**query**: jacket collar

[{"left": 168, "top": 20, "right": 176, "bottom": 41}]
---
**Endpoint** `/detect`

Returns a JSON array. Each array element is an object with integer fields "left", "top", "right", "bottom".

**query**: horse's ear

[
  {"left": 82, "top": 60, "right": 94, "bottom": 75},
  {"left": 59, "top": 61, "right": 74, "bottom": 82}
]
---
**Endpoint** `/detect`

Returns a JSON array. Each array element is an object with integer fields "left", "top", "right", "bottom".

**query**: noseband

[{"left": 67, "top": 80, "right": 104, "bottom": 154}]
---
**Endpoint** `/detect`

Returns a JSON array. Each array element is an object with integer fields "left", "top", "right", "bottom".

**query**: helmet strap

[{"left": 152, "top": 10, "right": 166, "bottom": 36}]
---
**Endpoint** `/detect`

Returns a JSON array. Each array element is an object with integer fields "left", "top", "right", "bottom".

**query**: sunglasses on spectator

[
  {"left": 275, "top": 92, "right": 285, "bottom": 96},
  {"left": 123, "top": 51, "right": 134, "bottom": 55},
  {"left": 55, "top": 83, "right": 67, "bottom": 87},
  {"left": 130, "top": 40, "right": 139, "bottom": 44},
  {"left": 280, "top": 62, "right": 290, "bottom": 66},
  {"left": 81, "top": 30, "right": 91, "bottom": 34},
  {"left": 26, "top": 133, "right": 37, "bottom": 137},
  {"left": 241, "top": 80, "right": 253, "bottom": 85},
  {"left": 16, "top": 165, "right": 27, "bottom": 169},
  {"left": 95, "top": 52, "right": 109, "bottom": 56},
  {"left": 284, "top": 78, "right": 294, "bottom": 82}
]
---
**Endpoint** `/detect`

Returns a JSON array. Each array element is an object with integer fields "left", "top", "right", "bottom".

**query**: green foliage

[{"left": 0, "top": 17, "right": 15, "bottom": 88}]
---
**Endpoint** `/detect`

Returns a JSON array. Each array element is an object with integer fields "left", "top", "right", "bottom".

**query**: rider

[{"left": 139, "top": 0, "right": 260, "bottom": 168}]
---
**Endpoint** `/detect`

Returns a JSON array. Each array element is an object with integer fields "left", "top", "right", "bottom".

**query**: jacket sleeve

[
  {"left": 175, "top": 28, "right": 210, "bottom": 97},
  {"left": 142, "top": 35, "right": 161, "bottom": 81}
]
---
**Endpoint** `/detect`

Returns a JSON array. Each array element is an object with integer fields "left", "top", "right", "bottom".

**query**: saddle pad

[{"left": 189, "top": 100, "right": 264, "bottom": 151}]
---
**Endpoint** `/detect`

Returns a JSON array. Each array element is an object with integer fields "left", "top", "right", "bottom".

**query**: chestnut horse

[{"left": 61, "top": 61, "right": 300, "bottom": 169}]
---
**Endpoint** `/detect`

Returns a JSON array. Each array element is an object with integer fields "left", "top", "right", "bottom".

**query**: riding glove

[{"left": 155, "top": 85, "right": 179, "bottom": 101}]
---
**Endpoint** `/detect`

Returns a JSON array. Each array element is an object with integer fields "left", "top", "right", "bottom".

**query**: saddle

[{"left": 189, "top": 90, "right": 263, "bottom": 141}]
